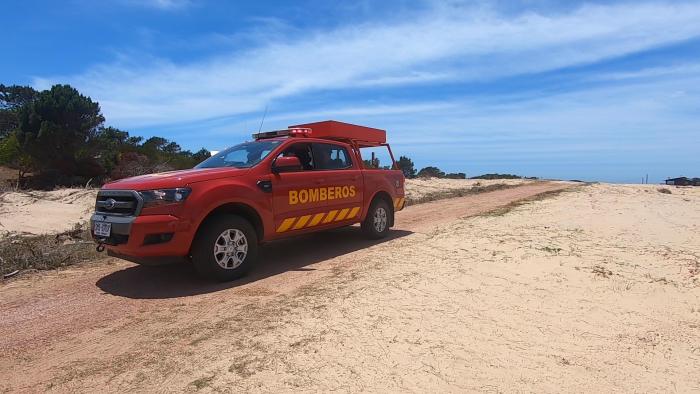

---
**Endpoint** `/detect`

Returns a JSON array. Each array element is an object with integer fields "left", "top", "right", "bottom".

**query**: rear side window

[
  {"left": 312, "top": 143, "right": 352, "bottom": 170},
  {"left": 359, "top": 146, "right": 394, "bottom": 169}
]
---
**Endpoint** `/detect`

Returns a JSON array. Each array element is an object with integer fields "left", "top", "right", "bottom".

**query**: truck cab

[{"left": 91, "top": 120, "right": 405, "bottom": 281}]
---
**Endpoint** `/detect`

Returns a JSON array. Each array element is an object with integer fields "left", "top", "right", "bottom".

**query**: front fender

[{"left": 185, "top": 179, "right": 273, "bottom": 243}]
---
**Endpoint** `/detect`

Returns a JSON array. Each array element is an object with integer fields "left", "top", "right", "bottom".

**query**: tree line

[
  {"left": 0, "top": 83, "right": 531, "bottom": 189},
  {"left": 0, "top": 84, "right": 209, "bottom": 189},
  {"left": 396, "top": 156, "right": 465, "bottom": 179},
  {"left": 396, "top": 156, "right": 535, "bottom": 180}
]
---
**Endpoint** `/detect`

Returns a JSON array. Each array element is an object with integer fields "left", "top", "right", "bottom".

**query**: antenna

[{"left": 258, "top": 105, "right": 268, "bottom": 133}]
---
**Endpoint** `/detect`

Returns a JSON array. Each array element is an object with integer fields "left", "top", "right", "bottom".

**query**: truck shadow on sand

[{"left": 95, "top": 226, "right": 412, "bottom": 299}]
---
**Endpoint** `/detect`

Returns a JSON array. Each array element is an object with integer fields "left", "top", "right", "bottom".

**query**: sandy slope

[
  {"left": 2, "top": 182, "right": 699, "bottom": 393},
  {"left": 0, "top": 189, "right": 97, "bottom": 236}
]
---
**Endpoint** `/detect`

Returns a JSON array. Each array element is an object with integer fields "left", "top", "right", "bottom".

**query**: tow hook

[{"left": 96, "top": 243, "right": 106, "bottom": 253}]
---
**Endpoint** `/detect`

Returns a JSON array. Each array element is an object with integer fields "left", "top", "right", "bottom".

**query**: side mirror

[{"left": 272, "top": 156, "right": 302, "bottom": 173}]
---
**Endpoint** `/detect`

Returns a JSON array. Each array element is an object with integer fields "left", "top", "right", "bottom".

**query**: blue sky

[{"left": 3, "top": 0, "right": 699, "bottom": 183}]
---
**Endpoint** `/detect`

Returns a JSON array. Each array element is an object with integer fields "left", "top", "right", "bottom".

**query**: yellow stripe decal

[
  {"left": 279, "top": 206, "right": 364, "bottom": 232},
  {"left": 335, "top": 208, "right": 350, "bottom": 221},
  {"left": 323, "top": 210, "right": 338, "bottom": 223},
  {"left": 345, "top": 207, "right": 360, "bottom": 219},
  {"left": 276, "top": 217, "right": 296, "bottom": 232},
  {"left": 292, "top": 215, "right": 312, "bottom": 229},
  {"left": 347, "top": 206, "right": 360, "bottom": 219},
  {"left": 308, "top": 213, "right": 325, "bottom": 227}
]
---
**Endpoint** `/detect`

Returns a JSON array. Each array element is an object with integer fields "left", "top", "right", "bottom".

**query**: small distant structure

[{"left": 665, "top": 177, "right": 700, "bottom": 186}]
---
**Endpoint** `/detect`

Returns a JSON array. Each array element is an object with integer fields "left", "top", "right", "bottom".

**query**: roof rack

[
  {"left": 288, "top": 120, "right": 386, "bottom": 145},
  {"left": 252, "top": 120, "right": 388, "bottom": 147}
]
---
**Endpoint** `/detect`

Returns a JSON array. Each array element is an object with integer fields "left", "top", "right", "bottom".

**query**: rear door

[{"left": 310, "top": 142, "right": 364, "bottom": 224}]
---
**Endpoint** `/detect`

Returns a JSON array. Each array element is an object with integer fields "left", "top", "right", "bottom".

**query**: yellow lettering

[
  {"left": 291, "top": 185, "right": 357, "bottom": 205},
  {"left": 299, "top": 189, "right": 309, "bottom": 204},
  {"left": 309, "top": 188, "right": 319, "bottom": 202}
]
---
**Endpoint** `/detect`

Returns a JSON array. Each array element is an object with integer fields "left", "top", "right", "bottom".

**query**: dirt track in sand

[{"left": 14, "top": 181, "right": 694, "bottom": 392}]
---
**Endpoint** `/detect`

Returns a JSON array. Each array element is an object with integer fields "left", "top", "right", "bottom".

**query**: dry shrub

[
  {"left": 405, "top": 183, "right": 517, "bottom": 206},
  {"left": 657, "top": 188, "right": 672, "bottom": 194},
  {"left": 0, "top": 224, "right": 99, "bottom": 277},
  {"left": 110, "top": 152, "right": 175, "bottom": 180}
]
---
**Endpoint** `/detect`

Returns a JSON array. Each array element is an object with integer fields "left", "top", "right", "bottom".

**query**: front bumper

[{"left": 90, "top": 213, "right": 194, "bottom": 258}]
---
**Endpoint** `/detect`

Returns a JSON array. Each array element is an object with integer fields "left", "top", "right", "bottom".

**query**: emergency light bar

[{"left": 252, "top": 127, "right": 312, "bottom": 140}]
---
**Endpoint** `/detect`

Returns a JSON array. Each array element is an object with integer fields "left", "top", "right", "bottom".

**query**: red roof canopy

[{"left": 288, "top": 120, "right": 386, "bottom": 144}]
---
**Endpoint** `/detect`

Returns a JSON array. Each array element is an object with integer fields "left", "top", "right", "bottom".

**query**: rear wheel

[
  {"left": 191, "top": 215, "right": 258, "bottom": 281},
  {"left": 361, "top": 199, "right": 392, "bottom": 239}
]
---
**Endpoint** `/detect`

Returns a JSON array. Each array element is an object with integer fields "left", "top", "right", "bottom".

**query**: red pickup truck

[{"left": 91, "top": 120, "right": 405, "bottom": 281}]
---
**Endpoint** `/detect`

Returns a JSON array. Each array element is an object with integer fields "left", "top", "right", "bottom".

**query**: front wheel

[
  {"left": 191, "top": 215, "right": 258, "bottom": 281},
  {"left": 361, "top": 199, "right": 392, "bottom": 239}
]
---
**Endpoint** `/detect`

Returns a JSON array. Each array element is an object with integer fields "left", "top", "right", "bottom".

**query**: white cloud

[{"left": 34, "top": 1, "right": 700, "bottom": 129}]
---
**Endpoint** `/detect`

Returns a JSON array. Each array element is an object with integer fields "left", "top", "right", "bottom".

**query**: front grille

[{"left": 95, "top": 190, "right": 143, "bottom": 216}]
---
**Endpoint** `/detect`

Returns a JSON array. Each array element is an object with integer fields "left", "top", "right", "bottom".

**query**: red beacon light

[{"left": 288, "top": 127, "right": 312, "bottom": 137}]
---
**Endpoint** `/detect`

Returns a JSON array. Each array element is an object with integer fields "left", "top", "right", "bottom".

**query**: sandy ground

[
  {"left": 0, "top": 178, "right": 528, "bottom": 236},
  {"left": 2, "top": 182, "right": 699, "bottom": 393}
]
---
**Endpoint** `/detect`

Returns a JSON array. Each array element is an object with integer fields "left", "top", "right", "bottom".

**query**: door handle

[
  {"left": 256, "top": 180, "right": 272, "bottom": 193},
  {"left": 314, "top": 178, "right": 325, "bottom": 184}
]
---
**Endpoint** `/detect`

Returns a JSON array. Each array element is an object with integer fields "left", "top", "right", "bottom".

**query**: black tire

[
  {"left": 191, "top": 215, "right": 258, "bottom": 281},
  {"left": 361, "top": 199, "right": 392, "bottom": 239}
]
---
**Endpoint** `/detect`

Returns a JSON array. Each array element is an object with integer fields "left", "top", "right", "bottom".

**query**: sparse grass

[
  {"left": 592, "top": 265, "right": 613, "bottom": 278},
  {"left": 539, "top": 246, "right": 563, "bottom": 254},
  {"left": 405, "top": 183, "right": 520, "bottom": 206},
  {"left": 657, "top": 188, "right": 672, "bottom": 194},
  {"left": 644, "top": 273, "right": 674, "bottom": 286},
  {"left": 0, "top": 223, "right": 99, "bottom": 278},
  {"left": 480, "top": 186, "right": 585, "bottom": 217},
  {"left": 190, "top": 375, "right": 215, "bottom": 390}
]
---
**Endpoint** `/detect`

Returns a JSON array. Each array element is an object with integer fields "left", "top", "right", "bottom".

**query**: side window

[
  {"left": 275, "top": 143, "right": 314, "bottom": 171},
  {"left": 312, "top": 143, "right": 352, "bottom": 170},
  {"left": 359, "top": 146, "right": 393, "bottom": 169}
]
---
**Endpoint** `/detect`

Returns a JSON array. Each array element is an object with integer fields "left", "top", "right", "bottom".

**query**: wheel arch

[
  {"left": 366, "top": 190, "right": 395, "bottom": 227},
  {"left": 194, "top": 202, "right": 264, "bottom": 245}
]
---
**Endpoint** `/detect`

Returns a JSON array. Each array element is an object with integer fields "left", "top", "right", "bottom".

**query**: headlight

[{"left": 139, "top": 188, "right": 191, "bottom": 208}]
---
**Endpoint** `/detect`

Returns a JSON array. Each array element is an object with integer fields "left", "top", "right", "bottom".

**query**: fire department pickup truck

[{"left": 91, "top": 120, "right": 405, "bottom": 281}]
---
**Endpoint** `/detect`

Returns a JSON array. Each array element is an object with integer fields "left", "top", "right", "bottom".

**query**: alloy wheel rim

[
  {"left": 213, "top": 229, "right": 248, "bottom": 269},
  {"left": 373, "top": 207, "right": 387, "bottom": 233}
]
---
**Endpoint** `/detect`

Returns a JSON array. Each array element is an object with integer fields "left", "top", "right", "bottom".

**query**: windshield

[{"left": 195, "top": 140, "right": 282, "bottom": 169}]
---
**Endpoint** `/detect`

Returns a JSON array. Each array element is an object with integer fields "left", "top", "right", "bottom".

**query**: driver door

[{"left": 271, "top": 142, "right": 328, "bottom": 236}]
